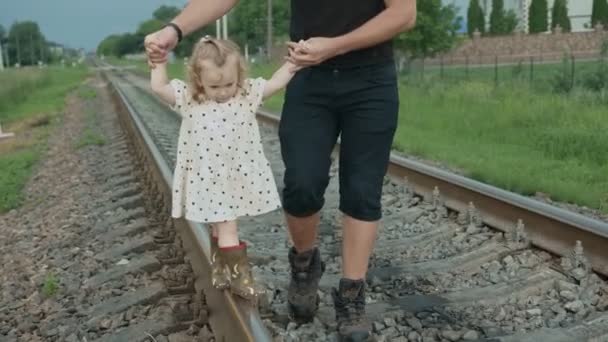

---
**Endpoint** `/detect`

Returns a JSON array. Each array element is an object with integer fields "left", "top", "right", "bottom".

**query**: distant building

[
  {"left": 452, "top": 0, "right": 593, "bottom": 33},
  {"left": 48, "top": 42, "right": 65, "bottom": 56}
]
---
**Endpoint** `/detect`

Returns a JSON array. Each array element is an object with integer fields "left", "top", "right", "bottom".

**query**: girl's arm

[
  {"left": 262, "top": 62, "right": 301, "bottom": 99},
  {"left": 150, "top": 62, "right": 176, "bottom": 106}
]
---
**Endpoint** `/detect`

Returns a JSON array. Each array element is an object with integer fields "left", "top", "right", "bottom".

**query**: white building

[{"left": 465, "top": 0, "right": 593, "bottom": 33}]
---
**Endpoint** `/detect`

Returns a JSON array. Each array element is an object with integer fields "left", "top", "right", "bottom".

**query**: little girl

[{"left": 149, "top": 36, "right": 299, "bottom": 300}]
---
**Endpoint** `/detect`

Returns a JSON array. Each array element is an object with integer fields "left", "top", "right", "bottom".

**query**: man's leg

[
  {"left": 334, "top": 62, "right": 399, "bottom": 341},
  {"left": 341, "top": 216, "right": 378, "bottom": 279},
  {"left": 279, "top": 67, "right": 339, "bottom": 323},
  {"left": 285, "top": 213, "right": 319, "bottom": 252}
]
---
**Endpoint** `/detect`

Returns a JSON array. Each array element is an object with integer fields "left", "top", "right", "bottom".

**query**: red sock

[{"left": 219, "top": 241, "right": 246, "bottom": 251}]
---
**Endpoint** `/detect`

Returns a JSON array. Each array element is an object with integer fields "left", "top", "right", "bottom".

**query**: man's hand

[
  {"left": 286, "top": 37, "right": 342, "bottom": 67},
  {"left": 144, "top": 26, "right": 179, "bottom": 68}
]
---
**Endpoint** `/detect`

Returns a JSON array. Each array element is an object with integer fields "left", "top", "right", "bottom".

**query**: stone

[
  {"left": 559, "top": 290, "right": 577, "bottom": 301},
  {"left": 93, "top": 317, "right": 177, "bottom": 342},
  {"left": 564, "top": 300, "right": 584, "bottom": 313},
  {"left": 442, "top": 330, "right": 462, "bottom": 341},
  {"left": 383, "top": 317, "right": 397, "bottom": 327},
  {"left": 462, "top": 330, "right": 479, "bottom": 340},
  {"left": 526, "top": 308, "right": 542, "bottom": 317},
  {"left": 408, "top": 331, "right": 421, "bottom": 342},
  {"left": 406, "top": 317, "right": 423, "bottom": 330},
  {"left": 85, "top": 255, "right": 161, "bottom": 288}
]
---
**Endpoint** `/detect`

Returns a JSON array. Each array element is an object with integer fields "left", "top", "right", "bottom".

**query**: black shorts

[{"left": 279, "top": 61, "right": 399, "bottom": 222}]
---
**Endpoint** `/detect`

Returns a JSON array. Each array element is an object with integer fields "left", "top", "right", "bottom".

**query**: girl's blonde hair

[{"left": 187, "top": 36, "right": 247, "bottom": 103}]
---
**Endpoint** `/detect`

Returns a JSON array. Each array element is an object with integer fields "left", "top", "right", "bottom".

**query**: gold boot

[
  {"left": 220, "top": 242, "right": 260, "bottom": 301},
  {"left": 210, "top": 235, "right": 230, "bottom": 290}
]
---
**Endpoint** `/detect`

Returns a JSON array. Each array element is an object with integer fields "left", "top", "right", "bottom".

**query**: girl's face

[{"left": 200, "top": 55, "right": 239, "bottom": 103}]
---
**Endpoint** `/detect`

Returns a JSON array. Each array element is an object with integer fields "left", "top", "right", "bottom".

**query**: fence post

[
  {"left": 494, "top": 55, "right": 499, "bottom": 87},
  {"left": 529, "top": 56, "right": 534, "bottom": 85},
  {"left": 421, "top": 58, "right": 425, "bottom": 82},
  {"left": 440, "top": 55, "right": 444, "bottom": 79},
  {"left": 570, "top": 54, "right": 576, "bottom": 90},
  {"left": 465, "top": 55, "right": 469, "bottom": 81}
]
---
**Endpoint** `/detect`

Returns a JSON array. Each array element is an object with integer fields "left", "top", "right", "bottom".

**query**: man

[{"left": 145, "top": 1, "right": 416, "bottom": 340}]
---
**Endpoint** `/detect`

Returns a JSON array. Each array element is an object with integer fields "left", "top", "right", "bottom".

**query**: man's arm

[
  {"left": 332, "top": 0, "right": 416, "bottom": 55},
  {"left": 287, "top": 0, "right": 416, "bottom": 66},
  {"left": 171, "top": 0, "right": 239, "bottom": 36},
  {"left": 145, "top": 0, "right": 239, "bottom": 66}
]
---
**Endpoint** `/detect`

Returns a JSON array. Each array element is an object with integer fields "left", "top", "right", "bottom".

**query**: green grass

[
  {"left": 75, "top": 86, "right": 106, "bottom": 149},
  {"left": 78, "top": 86, "right": 97, "bottom": 100},
  {"left": 76, "top": 129, "right": 106, "bottom": 149},
  {"left": 106, "top": 57, "right": 608, "bottom": 213},
  {"left": 0, "top": 66, "right": 89, "bottom": 212},
  {"left": 394, "top": 81, "right": 608, "bottom": 212},
  {"left": 0, "top": 150, "right": 40, "bottom": 212},
  {"left": 42, "top": 273, "right": 59, "bottom": 297}
]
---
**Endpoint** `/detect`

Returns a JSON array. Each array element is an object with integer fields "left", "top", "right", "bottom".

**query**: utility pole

[
  {"left": 222, "top": 14, "right": 228, "bottom": 39},
  {"left": 0, "top": 40, "right": 4, "bottom": 70},
  {"left": 39, "top": 38, "right": 45, "bottom": 64},
  {"left": 216, "top": 15, "right": 228, "bottom": 39},
  {"left": 16, "top": 34, "right": 21, "bottom": 66},
  {"left": 266, "top": 0, "right": 273, "bottom": 60},
  {"left": 3, "top": 41, "right": 9, "bottom": 68},
  {"left": 30, "top": 33, "right": 35, "bottom": 65}
]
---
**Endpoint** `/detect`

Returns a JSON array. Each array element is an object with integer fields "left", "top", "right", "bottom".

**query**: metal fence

[{"left": 402, "top": 51, "right": 607, "bottom": 91}]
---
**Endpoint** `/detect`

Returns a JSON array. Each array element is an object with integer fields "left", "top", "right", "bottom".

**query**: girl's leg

[
  {"left": 209, "top": 222, "right": 232, "bottom": 290},
  {"left": 214, "top": 220, "right": 239, "bottom": 247},
  {"left": 209, "top": 223, "right": 219, "bottom": 239},
  {"left": 214, "top": 219, "right": 259, "bottom": 301}
]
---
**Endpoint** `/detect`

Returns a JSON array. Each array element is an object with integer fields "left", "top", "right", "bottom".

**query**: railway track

[{"left": 101, "top": 63, "right": 608, "bottom": 342}]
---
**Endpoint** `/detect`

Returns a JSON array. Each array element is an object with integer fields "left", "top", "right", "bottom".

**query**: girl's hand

[
  {"left": 286, "top": 37, "right": 341, "bottom": 67},
  {"left": 286, "top": 61, "right": 303, "bottom": 73},
  {"left": 144, "top": 26, "right": 179, "bottom": 68}
]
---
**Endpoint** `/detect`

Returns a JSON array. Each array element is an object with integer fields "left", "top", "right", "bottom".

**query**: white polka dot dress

[{"left": 168, "top": 77, "right": 281, "bottom": 223}]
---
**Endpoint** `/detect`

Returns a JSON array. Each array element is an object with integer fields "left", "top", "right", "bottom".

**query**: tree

[
  {"left": 396, "top": 0, "right": 462, "bottom": 59},
  {"left": 552, "top": 0, "right": 571, "bottom": 32},
  {"left": 174, "top": 25, "right": 216, "bottom": 58},
  {"left": 7, "top": 21, "right": 50, "bottom": 66},
  {"left": 529, "top": 0, "right": 548, "bottom": 33},
  {"left": 115, "top": 33, "right": 141, "bottom": 56},
  {"left": 504, "top": 10, "right": 519, "bottom": 33},
  {"left": 229, "top": 0, "right": 290, "bottom": 55},
  {"left": 0, "top": 24, "right": 6, "bottom": 43},
  {"left": 136, "top": 19, "right": 164, "bottom": 38},
  {"left": 591, "top": 0, "right": 608, "bottom": 28},
  {"left": 489, "top": 0, "right": 507, "bottom": 35},
  {"left": 97, "top": 34, "right": 122, "bottom": 57},
  {"left": 153, "top": 5, "right": 181, "bottom": 22},
  {"left": 467, "top": 0, "right": 485, "bottom": 36}
]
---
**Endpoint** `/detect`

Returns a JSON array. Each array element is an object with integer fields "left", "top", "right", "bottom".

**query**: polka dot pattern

[{"left": 169, "top": 78, "right": 281, "bottom": 223}]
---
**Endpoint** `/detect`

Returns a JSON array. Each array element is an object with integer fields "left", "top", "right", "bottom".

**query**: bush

[
  {"left": 551, "top": 55, "right": 575, "bottom": 93},
  {"left": 582, "top": 62, "right": 608, "bottom": 92}
]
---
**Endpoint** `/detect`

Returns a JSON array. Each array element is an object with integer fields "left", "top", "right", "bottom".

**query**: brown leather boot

[
  {"left": 220, "top": 242, "right": 259, "bottom": 301},
  {"left": 332, "top": 278, "right": 373, "bottom": 342},
  {"left": 288, "top": 247, "right": 325, "bottom": 323},
  {"left": 210, "top": 235, "right": 230, "bottom": 290}
]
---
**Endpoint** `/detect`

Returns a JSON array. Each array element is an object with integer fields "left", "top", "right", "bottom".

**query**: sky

[
  {"left": 1, "top": 0, "right": 470, "bottom": 52},
  {"left": 1, "top": 0, "right": 188, "bottom": 51}
]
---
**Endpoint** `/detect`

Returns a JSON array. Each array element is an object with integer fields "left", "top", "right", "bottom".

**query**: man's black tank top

[{"left": 289, "top": 0, "right": 394, "bottom": 67}]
